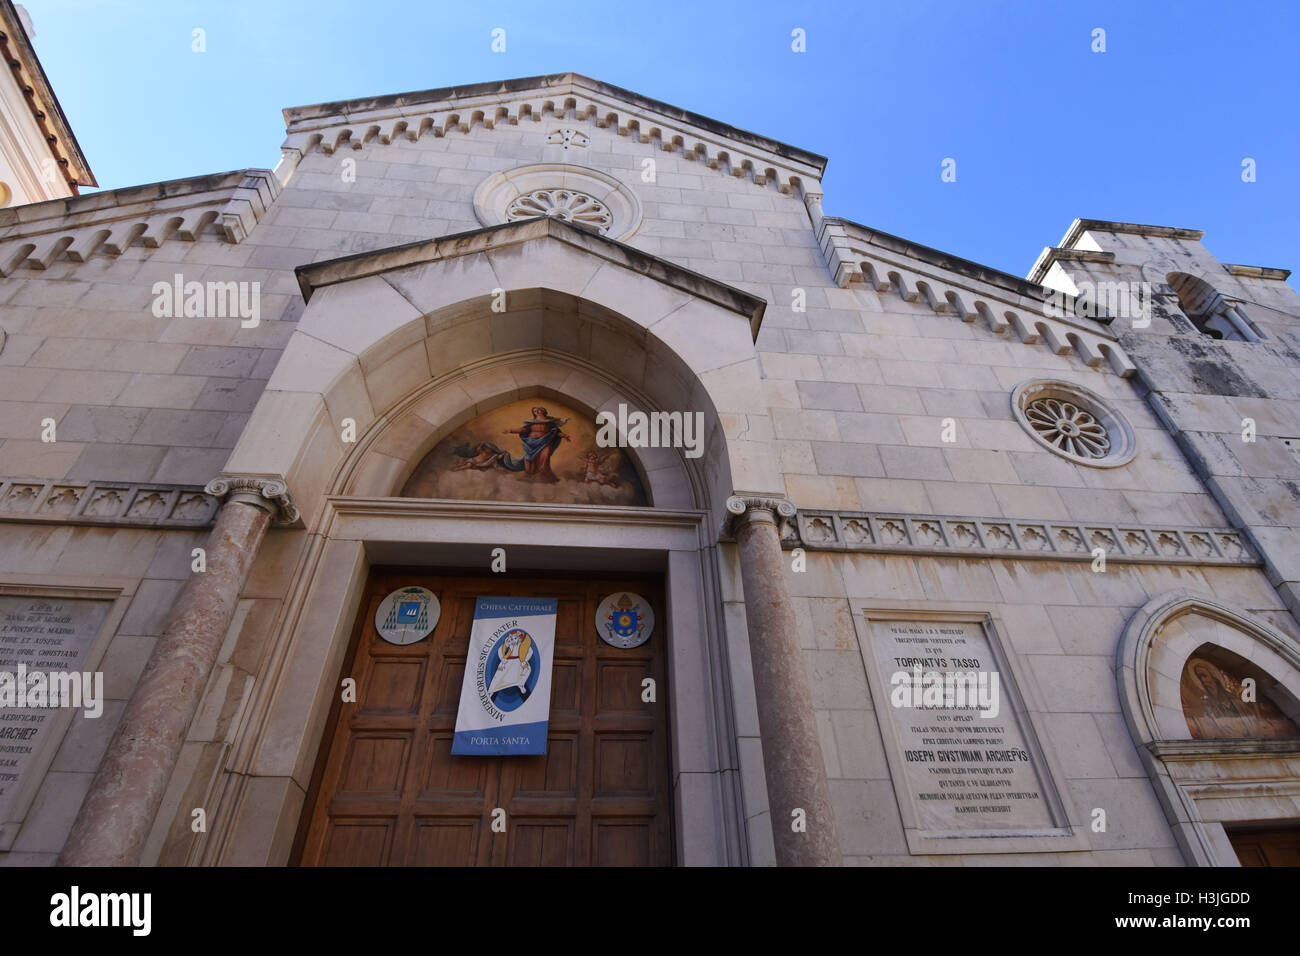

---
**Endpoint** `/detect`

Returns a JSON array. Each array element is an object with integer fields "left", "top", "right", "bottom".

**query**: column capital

[
  {"left": 204, "top": 474, "right": 300, "bottom": 526},
  {"left": 723, "top": 494, "right": 797, "bottom": 539}
]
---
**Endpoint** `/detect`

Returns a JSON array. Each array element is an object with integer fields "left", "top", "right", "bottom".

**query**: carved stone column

[
  {"left": 59, "top": 476, "right": 297, "bottom": 867},
  {"left": 726, "top": 495, "right": 842, "bottom": 867}
]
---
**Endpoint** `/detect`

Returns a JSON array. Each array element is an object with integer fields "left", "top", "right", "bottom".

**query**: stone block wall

[{"left": 1, "top": 79, "right": 1297, "bottom": 865}]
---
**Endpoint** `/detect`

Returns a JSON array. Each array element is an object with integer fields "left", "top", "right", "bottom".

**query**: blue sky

[{"left": 23, "top": 0, "right": 1300, "bottom": 286}]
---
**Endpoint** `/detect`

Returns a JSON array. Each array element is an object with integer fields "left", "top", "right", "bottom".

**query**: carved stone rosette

[{"left": 204, "top": 475, "right": 300, "bottom": 526}]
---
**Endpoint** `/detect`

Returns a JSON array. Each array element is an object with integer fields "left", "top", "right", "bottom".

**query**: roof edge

[
  {"left": 1059, "top": 218, "right": 1205, "bottom": 249},
  {"left": 828, "top": 216, "right": 1056, "bottom": 304},
  {"left": 0, "top": 0, "right": 95, "bottom": 190},
  {"left": 0, "top": 168, "right": 272, "bottom": 229},
  {"left": 1026, "top": 220, "right": 1207, "bottom": 284},
  {"left": 282, "top": 72, "right": 827, "bottom": 175}
]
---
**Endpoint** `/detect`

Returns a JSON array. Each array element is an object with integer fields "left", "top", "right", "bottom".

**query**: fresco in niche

[
  {"left": 1180, "top": 651, "right": 1300, "bottom": 739},
  {"left": 400, "top": 398, "right": 649, "bottom": 506}
]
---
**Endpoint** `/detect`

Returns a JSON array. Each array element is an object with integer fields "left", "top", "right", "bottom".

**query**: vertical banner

[{"left": 452, "top": 596, "right": 558, "bottom": 755}]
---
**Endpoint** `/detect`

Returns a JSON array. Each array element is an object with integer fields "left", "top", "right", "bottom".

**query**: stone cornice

[
  {"left": 1147, "top": 738, "right": 1300, "bottom": 760},
  {"left": 1224, "top": 263, "right": 1292, "bottom": 281},
  {"left": 1058, "top": 218, "right": 1205, "bottom": 248},
  {"left": 1026, "top": 246, "right": 1121, "bottom": 289},
  {"left": 328, "top": 495, "right": 707, "bottom": 526},
  {"left": 827, "top": 218, "right": 1055, "bottom": 302},
  {"left": 786, "top": 508, "right": 1256, "bottom": 566},
  {"left": 0, "top": 477, "right": 219, "bottom": 528},
  {"left": 1026, "top": 219, "right": 1207, "bottom": 285},
  {"left": 294, "top": 216, "right": 768, "bottom": 337},
  {"left": 0, "top": 169, "right": 279, "bottom": 277},
  {"left": 280, "top": 72, "right": 825, "bottom": 198},
  {"left": 205, "top": 474, "right": 301, "bottom": 527},
  {"left": 0, "top": 0, "right": 95, "bottom": 191},
  {"left": 817, "top": 218, "right": 1136, "bottom": 378}
]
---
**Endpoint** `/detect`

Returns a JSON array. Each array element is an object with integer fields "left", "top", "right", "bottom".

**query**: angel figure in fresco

[
  {"left": 581, "top": 450, "right": 620, "bottom": 488},
  {"left": 502, "top": 406, "right": 570, "bottom": 482},
  {"left": 449, "top": 441, "right": 507, "bottom": 472}
]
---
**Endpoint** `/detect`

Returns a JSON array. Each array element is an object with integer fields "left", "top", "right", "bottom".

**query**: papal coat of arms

[
  {"left": 595, "top": 592, "right": 654, "bottom": 649},
  {"left": 374, "top": 586, "right": 440, "bottom": 645}
]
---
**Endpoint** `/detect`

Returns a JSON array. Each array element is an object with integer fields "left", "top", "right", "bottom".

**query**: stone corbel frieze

[
  {"left": 787, "top": 508, "right": 1256, "bottom": 567},
  {"left": 0, "top": 477, "right": 220, "bottom": 528}
]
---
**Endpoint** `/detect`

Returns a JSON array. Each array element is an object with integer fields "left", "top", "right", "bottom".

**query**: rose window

[
  {"left": 1011, "top": 379, "right": 1137, "bottom": 468},
  {"left": 1024, "top": 398, "right": 1110, "bottom": 459},
  {"left": 475, "top": 164, "right": 642, "bottom": 240},
  {"left": 505, "top": 189, "right": 613, "bottom": 233}
]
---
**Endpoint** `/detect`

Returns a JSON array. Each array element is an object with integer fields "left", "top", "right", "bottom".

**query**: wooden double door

[{"left": 294, "top": 569, "right": 672, "bottom": 866}]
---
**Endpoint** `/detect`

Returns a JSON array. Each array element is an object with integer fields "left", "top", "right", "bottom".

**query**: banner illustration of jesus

[{"left": 451, "top": 596, "right": 558, "bottom": 756}]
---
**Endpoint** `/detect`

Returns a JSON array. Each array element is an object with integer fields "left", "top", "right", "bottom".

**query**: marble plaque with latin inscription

[
  {"left": 869, "top": 617, "right": 1054, "bottom": 833},
  {"left": 0, "top": 596, "right": 111, "bottom": 822}
]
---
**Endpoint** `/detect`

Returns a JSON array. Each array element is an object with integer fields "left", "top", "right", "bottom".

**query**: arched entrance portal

[
  {"left": 292, "top": 373, "right": 695, "bottom": 867},
  {"left": 182, "top": 218, "right": 809, "bottom": 867}
]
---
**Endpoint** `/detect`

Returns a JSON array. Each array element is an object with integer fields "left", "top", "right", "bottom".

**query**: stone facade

[{"left": 1, "top": 68, "right": 1299, "bottom": 866}]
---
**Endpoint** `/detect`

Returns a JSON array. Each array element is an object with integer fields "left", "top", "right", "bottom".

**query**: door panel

[
  {"left": 295, "top": 569, "right": 671, "bottom": 866},
  {"left": 1228, "top": 824, "right": 1300, "bottom": 866}
]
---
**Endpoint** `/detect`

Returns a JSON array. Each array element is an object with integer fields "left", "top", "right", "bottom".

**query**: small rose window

[
  {"left": 473, "top": 163, "right": 642, "bottom": 242},
  {"left": 1011, "top": 380, "right": 1137, "bottom": 468},
  {"left": 505, "top": 189, "right": 613, "bottom": 233}
]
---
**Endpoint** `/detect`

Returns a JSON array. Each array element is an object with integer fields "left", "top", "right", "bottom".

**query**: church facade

[{"left": 1, "top": 38, "right": 1299, "bottom": 866}]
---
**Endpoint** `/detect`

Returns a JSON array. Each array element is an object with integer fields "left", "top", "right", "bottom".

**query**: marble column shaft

[
  {"left": 59, "top": 493, "right": 273, "bottom": 867},
  {"left": 729, "top": 497, "right": 842, "bottom": 866}
]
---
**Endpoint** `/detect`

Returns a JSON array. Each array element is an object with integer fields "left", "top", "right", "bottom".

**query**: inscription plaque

[
  {"left": 0, "top": 596, "right": 111, "bottom": 824},
  {"left": 854, "top": 611, "right": 1081, "bottom": 851}
]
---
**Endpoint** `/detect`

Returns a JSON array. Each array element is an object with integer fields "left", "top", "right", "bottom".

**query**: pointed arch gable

[
  {"left": 1118, "top": 591, "right": 1300, "bottom": 748},
  {"left": 227, "top": 217, "right": 781, "bottom": 528}
]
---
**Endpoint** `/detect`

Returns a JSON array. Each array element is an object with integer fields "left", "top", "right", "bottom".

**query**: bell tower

[{"left": 1032, "top": 218, "right": 1300, "bottom": 628}]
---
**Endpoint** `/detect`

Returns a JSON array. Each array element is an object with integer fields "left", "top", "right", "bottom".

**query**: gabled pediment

[
  {"left": 279, "top": 72, "right": 826, "bottom": 198},
  {"left": 294, "top": 214, "right": 767, "bottom": 339}
]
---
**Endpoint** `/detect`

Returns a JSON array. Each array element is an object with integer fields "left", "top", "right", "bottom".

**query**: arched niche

[
  {"left": 1117, "top": 591, "right": 1300, "bottom": 865},
  {"left": 1118, "top": 592, "right": 1300, "bottom": 745},
  {"left": 233, "top": 277, "right": 769, "bottom": 529},
  {"left": 337, "top": 357, "right": 697, "bottom": 508},
  {"left": 1167, "top": 272, "right": 1264, "bottom": 342}
]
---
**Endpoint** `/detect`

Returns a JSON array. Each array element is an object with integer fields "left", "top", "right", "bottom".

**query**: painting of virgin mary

[
  {"left": 400, "top": 397, "right": 648, "bottom": 506},
  {"left": 501, "top": 406, "right": 570, "bottom": 483}
]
